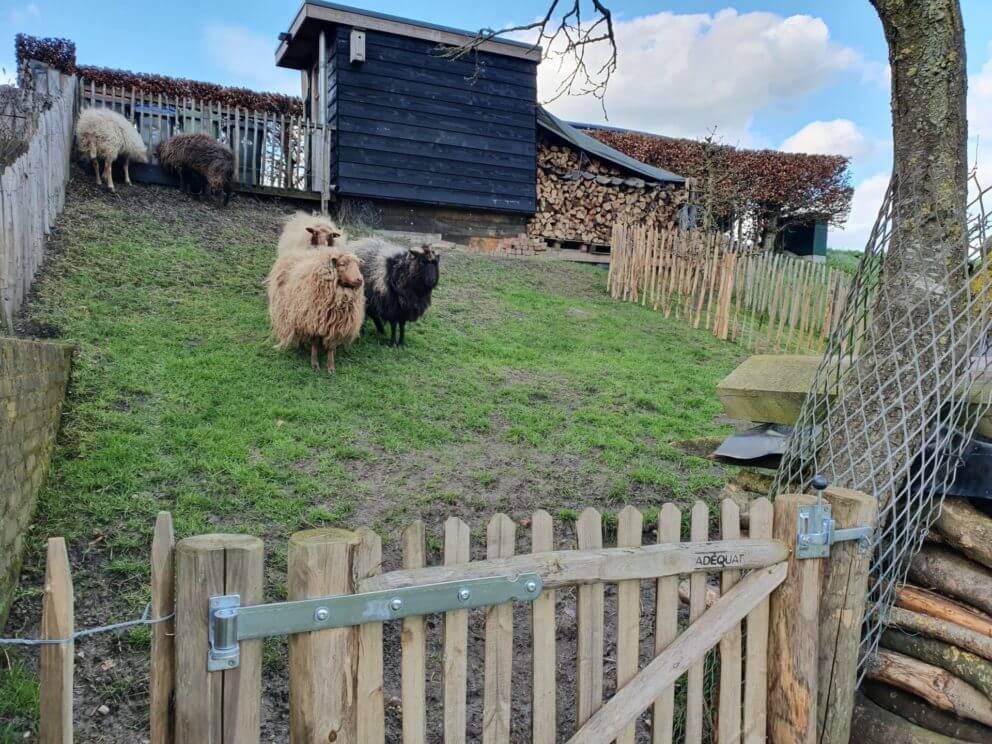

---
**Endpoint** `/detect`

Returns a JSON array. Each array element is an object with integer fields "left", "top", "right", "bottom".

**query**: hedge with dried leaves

[
  {"left": 588, "top": 129, "right": 854, "bottom": 228},
  {"left": 15, "top": 34, "right": 76, "bottom": 76},
  {"left": 76, "top": 65, "right": 303, "bottom": 116}
]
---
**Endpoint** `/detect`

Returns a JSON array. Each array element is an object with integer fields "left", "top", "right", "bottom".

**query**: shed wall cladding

[{"left": 327, "top": 26, "right": 538, "bottom": 213}]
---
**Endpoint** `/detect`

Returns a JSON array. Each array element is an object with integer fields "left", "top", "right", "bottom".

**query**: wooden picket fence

[
  {"left": 77, "top": 80, "right": 325, "bottom": 197},
  {"left": 29, "top": 490, "right": 878, "bottom": 744},
  {"left": 608, "top": 220, "right": 852, "bottom": 354}
]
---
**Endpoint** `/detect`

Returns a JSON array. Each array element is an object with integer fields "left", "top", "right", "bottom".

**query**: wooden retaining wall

[{"left": 0, "top": 64, "right": 76, "bottom": 332}]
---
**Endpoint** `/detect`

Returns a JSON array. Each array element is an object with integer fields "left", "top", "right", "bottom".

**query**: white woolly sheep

[
  {"left": 276, "top": 212, "right": 345, "bottom": 255},
  {"left": 75, "top": 108, "right": 148, "bottom": 191},
  {"left": 267, "top": 247, "right": 365, "bottom": 373}
]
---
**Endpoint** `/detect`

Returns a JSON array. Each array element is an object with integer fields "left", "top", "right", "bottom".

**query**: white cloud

[
  {"left": 780, "top": 119, "right": 876, "bottom": 160},
  {"left": 537, "top": 9, "right": 860, "bottom": 142},
  {"left": 830, "top": 172, "right": 889, "bottom": 251},
  {"left": 201, "top": 24, "right": 299, "bottom": 95}
]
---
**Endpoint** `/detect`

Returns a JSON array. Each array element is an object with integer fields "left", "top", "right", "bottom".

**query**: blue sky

[{"left": 5, "top": 0, "right": 992, "bottom": 249}]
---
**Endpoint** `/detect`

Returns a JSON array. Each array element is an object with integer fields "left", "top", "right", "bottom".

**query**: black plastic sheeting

[{"left": 715, "top": 424, "right": 992, "bottom": 509}]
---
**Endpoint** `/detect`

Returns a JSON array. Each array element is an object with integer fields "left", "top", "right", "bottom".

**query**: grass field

[{"left": 1, "top": 174, "right": 742, "bottom": 741}]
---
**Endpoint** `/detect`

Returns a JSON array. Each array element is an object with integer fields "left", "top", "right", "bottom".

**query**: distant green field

[{"left": 827, "top": 248, "right": 864, "bottom": 276}]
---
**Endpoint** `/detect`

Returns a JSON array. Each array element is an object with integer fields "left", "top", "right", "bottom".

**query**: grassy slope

[
  {"left": 827, "top": 248, "right": 863, "bottom": 276},
  {"left": 1, "top": 175, "right": 741, "bottom": 740}
]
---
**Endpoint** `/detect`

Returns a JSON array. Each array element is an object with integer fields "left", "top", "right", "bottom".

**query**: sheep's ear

[
  {"left": 409, "top": 245, "right": 424, "bottom": 256},
  {"left": 306, "top": 227, "right": 316, "bottom": 235}
]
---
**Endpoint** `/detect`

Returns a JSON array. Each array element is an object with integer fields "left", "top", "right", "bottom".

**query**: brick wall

[{"left": 0, "top": 337, "right": 73, "bottom": 627}]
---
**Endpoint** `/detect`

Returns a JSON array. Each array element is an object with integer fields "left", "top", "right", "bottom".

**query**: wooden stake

[
  {"left": 288, "top": 528, "right": 360, "bottom": 744},
  {"left": 443, "top": 518, "right": 471, "bottom": 744},
  {"left": 401, "top": 521, "right": 427, "bottom": 744},
  {"left": 483, "top": 514, "right": 516, "bottom": 744},
  {"left": 150, "top": 513, "right": 175, "bottom": 744},
  {"left": 768, "top": 494, "right": 822, "bottom": 744},
  {"left": 40, "top": 537, "right": 73, "bottom": 744},
  {"left": 532, "top": 510, "right": 557, "bottom": 744},
  {"left": 576, "top": 508, "right": 605, "bottom": 726},
  {"left": 718, "top": 499, "right": 743, "bottom": 744},
  {"left": 355, "top": 528, "right": 385, "bottom": 744},
  {"left": 616, "top": 506, "right": 643, "bottom": 744}
]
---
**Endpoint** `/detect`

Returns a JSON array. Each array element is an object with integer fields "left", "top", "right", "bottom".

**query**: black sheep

[{"left": 350, "top": 238, "right": 439, "bottom": 346}]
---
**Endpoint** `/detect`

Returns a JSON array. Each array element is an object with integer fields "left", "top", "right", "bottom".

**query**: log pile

[
  {"left": 852, "top": 498, "right": 992, "bottom": 743},
  {"left": 527, "top": 135, "right": 686, "bottom": 246}
]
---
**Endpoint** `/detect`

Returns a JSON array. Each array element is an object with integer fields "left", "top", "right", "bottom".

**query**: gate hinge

[
  {"left": 207, "top": 573, "right": 543, "bottom": 672},
  {"left": 795, "top": 475, "right": 873, "bottom": 560}
]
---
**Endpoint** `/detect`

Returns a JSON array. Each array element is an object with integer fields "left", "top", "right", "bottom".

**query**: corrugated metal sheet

[{"left": 537, "top": 107, "right": 684, "bottom": 184}]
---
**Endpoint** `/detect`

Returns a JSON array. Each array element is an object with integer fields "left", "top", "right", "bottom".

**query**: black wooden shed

[{"left": 276, "top": 1, "right": 542, "bottom": 233}]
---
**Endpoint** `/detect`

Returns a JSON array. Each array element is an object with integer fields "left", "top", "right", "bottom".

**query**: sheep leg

[
  {"left": 389, "top": 321, "right": 398, "bottom": 347},
  {"left": 92, "top": 158, "right": 101, "bottom": 185},
  {"left": 310, "top": 342, "right": 320, "bottom": 370},
  {"left": 326, "top": 346, "right": 336, "bottom": 374},
  {"left": 123, "top": 156, "right": 132, "bottom": 186},
  {"left": 372, "top": 316, "right": 385, "bottom": 336},
  {"left": 399, "top": 321, "right": 406, "bottom": 346},
  {"left": 103, "top": 157, "right": 115, "bottom": 192}
]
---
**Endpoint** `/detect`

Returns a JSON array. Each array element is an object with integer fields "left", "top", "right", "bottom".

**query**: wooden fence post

[
  {"left": 40, "top": 537, "right": 73, "bottom": 744},
  {"left": 817, "top": 487, "right": 877, "bottom": 744},
  {"left": 354, "top": 527, "right": 385, "bottom": 744},
  {"left": 150, "top": 512, "right": 175, "bottom": 744},
  {"left": 288, "top": 528, "right": 360, "bottom": 744},
  {"left": 175, "top": 534, "right": 263, "bottom": 744},
  {"left": 768, "top": 494, "right": 822, "bottom": 744}
]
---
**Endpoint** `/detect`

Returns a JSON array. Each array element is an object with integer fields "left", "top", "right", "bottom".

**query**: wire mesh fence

[{"left": 772, "top": 175, "right": 992, "bottom": 683}]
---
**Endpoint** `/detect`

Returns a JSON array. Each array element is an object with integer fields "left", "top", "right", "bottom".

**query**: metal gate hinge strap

[
  {"left": 207, "top": 573, "right": 543, "bottom": 672},
  {"left": 796, "top": 503, "right": 872, "bottom": 560}
]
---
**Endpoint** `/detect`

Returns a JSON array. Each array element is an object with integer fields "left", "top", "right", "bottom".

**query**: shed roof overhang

[{"left": 276, "top": 1, "right": 542, "bottom": 69}]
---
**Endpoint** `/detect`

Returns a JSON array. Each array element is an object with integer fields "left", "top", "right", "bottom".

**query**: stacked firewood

[
  {"left": 527, "top": 139, "right": 686, "bottom": 245},
  {"left": 852, "top": 498, "right": 992, "bottom": 742}
]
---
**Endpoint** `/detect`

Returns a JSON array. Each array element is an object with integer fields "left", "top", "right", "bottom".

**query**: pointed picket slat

[
  {"left": 356, "top": 527, "right": 385, "bottom": 744},
  {"left": 401, "top": 521, "right": 427, "bottom": 744},
  {"left": 443, "top": 517, "right": 471, "bottom": 744},
  {"left": 483, "top": 514, "right": 516, "bottom": 744},
  {"left": 718, "top": 499, "right": 743, "bottom": 744},
  {"left": 576, "top": 508, "right": 605, "bottom": 728},
  {"left": 743, "top": 498, "right": 774, "bottom": 744},
  {"left": 616, "top": 506, "right": 644, "bottom": 744},
  {"left": 686, "top": 501, "right": 709, "bottom": 744},
  {"left": 531, "top": 510, "right": 557, "bottom": 744},
  {"left": 652, "top": 503, "right": 682, "bottom": 744}
]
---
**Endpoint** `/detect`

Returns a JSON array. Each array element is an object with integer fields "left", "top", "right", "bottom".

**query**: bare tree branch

[{"left": 440, "top": 0, "right": 617, "bottom": 109}]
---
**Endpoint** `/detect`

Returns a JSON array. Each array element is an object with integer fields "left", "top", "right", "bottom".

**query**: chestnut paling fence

[
  {"left": 77, "top": 79, "right": 327, "bottom": 196},
  {"left": 608, "top": 220, "right": 853, "bottom": 355},
  {"left": 8, "top": 491, "right": 881, "bottom": 744}
]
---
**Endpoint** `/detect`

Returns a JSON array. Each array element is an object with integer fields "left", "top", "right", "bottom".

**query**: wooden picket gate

[{"left": 33, "top": 490, "right": 877, "bottom": 743}]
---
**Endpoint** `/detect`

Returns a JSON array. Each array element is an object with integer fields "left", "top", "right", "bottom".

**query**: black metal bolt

[{"left": 811, "top": 474, "right": 829, "bottom": 491}]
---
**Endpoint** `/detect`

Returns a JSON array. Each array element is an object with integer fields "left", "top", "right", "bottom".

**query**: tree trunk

[
  {"left": 881, "top": 628, "right": 992, "bottom": 697},
  {"left": 908, "top": 542, "right": 992, "bottom": 615},
  {"left": 851, "top": 694, "right": 971, "bottom": 744},
  {"left": 866, "top": 649, "right": 992, "bottom": 727},
  {"left": 825, "top": 0, "right": 969, "bottom": 494},
  {"left": 861, "top": 680, "right": 992, "bottom": 743},
  {"left": 934, "top": 499, "right": 992, "bottom": 570},
  {"left": 887, "top": 606, "right": 992, "bottom": 662}
]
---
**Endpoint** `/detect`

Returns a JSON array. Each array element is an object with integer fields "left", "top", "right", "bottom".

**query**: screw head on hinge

[
  {"left": 389, "top": 597, "right": 403, "bottom": 612},
  {"left": 457, "top": 588, "right": 471, "bottom": 602},
  {"left": 314, "top": 606, "right": 330, "bottom": 623}
]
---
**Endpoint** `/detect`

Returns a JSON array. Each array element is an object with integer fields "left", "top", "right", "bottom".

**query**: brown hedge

[
  {"left": 587, "top": 128, "right": 854, "bottom": 228},
  {"left": 76, "top": 65, "right": 303, "bottom": 116},
  {"left": 15, "top": 34, "right": 76, "bottom": 76}
]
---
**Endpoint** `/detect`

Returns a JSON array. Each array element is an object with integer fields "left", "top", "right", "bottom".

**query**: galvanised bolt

[
  {"left": 524, "top": 580, "right": 538, "bottom": 593},
  {"left": 389, "top": 597, "right": 403, "bottom": 612},
  {"left": 457, "top": 588, "right": 471, "bottom": 602},
  {"left": 314, "top": 607, "right": 330, "bottom": 623}
]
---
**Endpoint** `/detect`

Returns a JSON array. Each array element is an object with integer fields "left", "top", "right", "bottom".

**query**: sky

[{"left": 4, "top": 0, "right": 992, "bottom": 250}]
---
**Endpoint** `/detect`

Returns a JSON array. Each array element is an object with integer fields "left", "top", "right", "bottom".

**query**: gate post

[
  {"left": 817, "top": 487, "right": 876, "bottom": 744},
  {"left": 288, "top": 528, "right": 361, "bottom": 744},
  {"left": 175, "top": 534, "right": 263, "bottom": 744},
  {"left": 768, "top": 494, "right": 822, "bottom": 744}
]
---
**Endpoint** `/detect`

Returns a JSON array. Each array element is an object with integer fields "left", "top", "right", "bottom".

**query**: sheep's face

[
  {"left": 331, "top": 253, "right": 364, "bottom": 290},
  {"left": 306, "top": 225, "right": 342, "bottom": 248},
  {"left": 409, "top": 245, "right": 440, "bottom": 289}
]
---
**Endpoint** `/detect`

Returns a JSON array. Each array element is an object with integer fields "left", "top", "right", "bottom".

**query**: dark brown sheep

[{"left": 157, "top": 133, "right": 235, "bottom": 205}]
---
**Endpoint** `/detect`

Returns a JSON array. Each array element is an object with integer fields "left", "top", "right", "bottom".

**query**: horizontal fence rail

[
  {"left": 78, "top": 80, "right": 321, "bottom": 194},
  {"left": 609, "top": 220, "right": 854, "bottom": 354}
]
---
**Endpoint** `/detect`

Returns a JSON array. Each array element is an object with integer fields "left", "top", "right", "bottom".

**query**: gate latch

[
  {"left": 795, "top": 475, "right": 873, "bottom": 560},
  {"left": 207, "top": 573, "right": 543, "bottom": 672}
]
